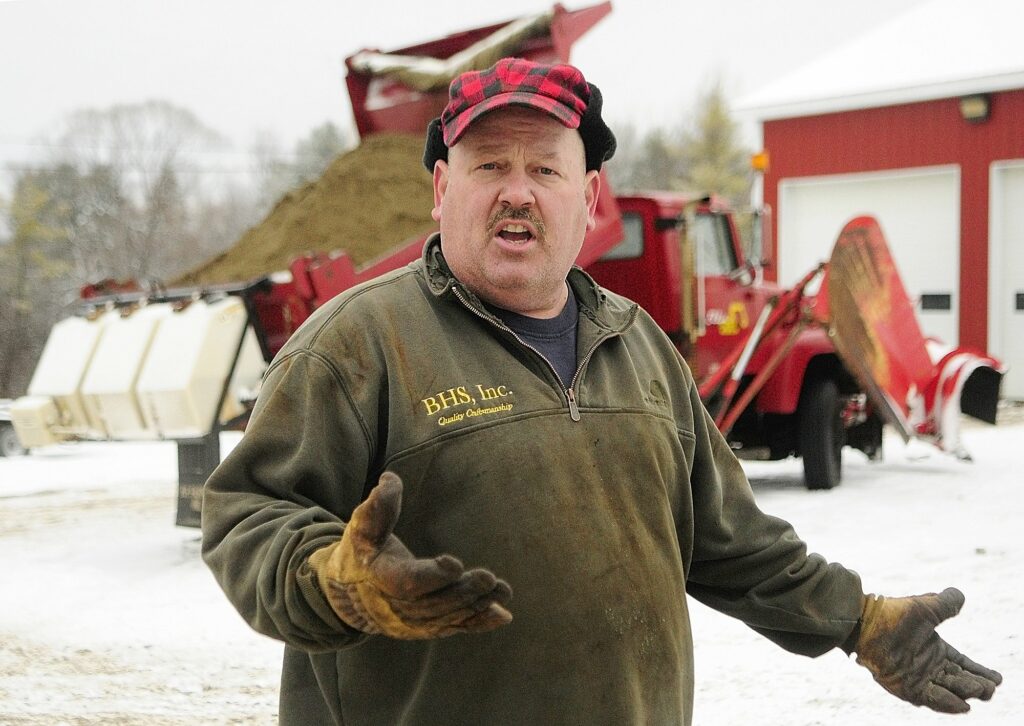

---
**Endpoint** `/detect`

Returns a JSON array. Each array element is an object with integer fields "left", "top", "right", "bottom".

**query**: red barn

[{"left": 739, "top": 0, "right": 1024, "bottom": 399}]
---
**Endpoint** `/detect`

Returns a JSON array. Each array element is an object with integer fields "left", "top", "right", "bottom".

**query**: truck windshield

[
  {"left": 597, "top": 210, "right": 738, "bottom": 275},
  {"left": 599, "top": 212, "right": 644, "bottom": 260}
]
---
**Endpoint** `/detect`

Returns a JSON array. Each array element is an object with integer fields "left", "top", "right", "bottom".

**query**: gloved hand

[
  {"left": 853, "top": 587, "right": 1002, "bottom": 713},
  {"left": 308, "top": 472, "right": 513, "bottom": 640}
]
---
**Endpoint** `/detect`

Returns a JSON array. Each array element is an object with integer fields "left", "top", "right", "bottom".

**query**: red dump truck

[{"left": 10, "top": 2, "right": 1004, "bottom": 526}]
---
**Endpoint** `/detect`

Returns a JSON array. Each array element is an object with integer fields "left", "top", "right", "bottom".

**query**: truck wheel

[
  {"left": 0, "top": 423, "right": 27, "bottom": 457},
  {"left": 799, "top": 378, "right": 844, "bottom": 490}
]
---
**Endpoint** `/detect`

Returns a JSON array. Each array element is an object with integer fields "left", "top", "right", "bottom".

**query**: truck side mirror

[
  {"left": 734, "top": 207, "right": 772, "bottom": 272},
  {"left": 750, "top": 205, "right": 774, "bottom": 270}
]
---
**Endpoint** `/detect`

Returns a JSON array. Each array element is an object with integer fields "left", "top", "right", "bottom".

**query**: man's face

[{"left": 431, "top": 106, "right": 601, "bottom": 317}]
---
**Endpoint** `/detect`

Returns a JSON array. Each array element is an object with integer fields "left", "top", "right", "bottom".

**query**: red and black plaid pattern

[{"left": 441, "top": 58, "right": 591, "bottom": 146}]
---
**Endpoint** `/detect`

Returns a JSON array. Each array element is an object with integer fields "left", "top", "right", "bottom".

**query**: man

[{"left": 202, "top": 58, "right": 1001, "bottom": 725}]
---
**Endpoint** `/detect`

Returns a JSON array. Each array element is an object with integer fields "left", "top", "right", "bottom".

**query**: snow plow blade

[{"left": 820, "top": 216, "right": 1005, "bottom": 456}]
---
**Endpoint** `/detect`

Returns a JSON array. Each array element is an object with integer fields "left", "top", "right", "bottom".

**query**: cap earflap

[
  {"left": 423, "top": 117, "right": 448, "bottom": 172},
  {"left": 578, "top": 83, "right": 616, "bottom": 172}
]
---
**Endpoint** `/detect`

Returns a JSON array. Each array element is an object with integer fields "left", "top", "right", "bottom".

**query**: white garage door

[
  {"left": 778, "top": 166, "right": 960, "bottom": 345},
  {"left": 990, "top": 161, "right": 1024, "bottom": 400}
]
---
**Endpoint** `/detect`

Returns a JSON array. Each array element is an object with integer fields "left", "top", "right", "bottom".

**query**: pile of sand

[{"left": 176, "top": 133, "right": 437, "bottom": 286}]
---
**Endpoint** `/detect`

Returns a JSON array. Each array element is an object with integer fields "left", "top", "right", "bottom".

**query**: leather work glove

[
  {"left": 307, "top": 472, "right": 513, "bottom": 640},
  {"left": 852, "top": 587, "right": 1002, "bottom": 713}
]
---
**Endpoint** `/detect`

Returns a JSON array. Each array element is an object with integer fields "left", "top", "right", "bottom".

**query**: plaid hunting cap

[{"left": 423, "top": 57, "right": 616, "bottom": 172}]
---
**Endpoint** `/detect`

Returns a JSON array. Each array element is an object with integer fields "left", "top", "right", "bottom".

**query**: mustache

[{"left": 486, "top": 206, "right": 547, "bottom": 240}]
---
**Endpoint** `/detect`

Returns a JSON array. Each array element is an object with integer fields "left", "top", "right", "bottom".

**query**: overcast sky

[{"left": 0, "top": 0, "right": 928, "bottom": 185}]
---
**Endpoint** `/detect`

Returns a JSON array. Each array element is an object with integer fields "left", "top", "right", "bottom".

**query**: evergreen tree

[
  {"left": 679, "top": 81, "right": 752, "bottom": 208},
  {"left": 0, "top": 180, "right": 71, "bottom": 396}
]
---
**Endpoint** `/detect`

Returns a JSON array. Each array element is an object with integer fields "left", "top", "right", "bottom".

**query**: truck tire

[
  {"left": 0, "top": 422, "right": 26, "bottom": 457},
  {"left": 798, "top": 378, "right": 844, "bottom": 490}
]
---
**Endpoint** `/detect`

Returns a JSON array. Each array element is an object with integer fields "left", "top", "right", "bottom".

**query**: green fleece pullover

[{"left": 201, "top": 235, "right": 864, "bottom": 725}]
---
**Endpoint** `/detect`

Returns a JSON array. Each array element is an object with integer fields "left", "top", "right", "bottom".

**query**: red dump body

[{"left": 345, "top": 3, "right": 611, "bottom": 138}]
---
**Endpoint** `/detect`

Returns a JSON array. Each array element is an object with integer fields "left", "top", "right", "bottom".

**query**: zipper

[
  {"left": 452, "top": 286, "right": 615, "bottom": 422},
  {"left": 565, "top": 338, "right": 609, "bottom": 421},
  {"left": 565, "top": 388, "right": 580, "bottom": 422}
]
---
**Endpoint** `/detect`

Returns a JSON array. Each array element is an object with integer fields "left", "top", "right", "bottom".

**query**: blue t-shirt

[{"left": 487, "top": 287, "right": 579, "bottom": 388}]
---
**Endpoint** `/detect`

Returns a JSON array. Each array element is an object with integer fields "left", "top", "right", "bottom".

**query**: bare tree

[
  {"left": 248, "top": 130, "right": 294, "bottom": 216},
  {"left": 0, "top": 105, "right": 379, "bottom": 396},
  {"left": 292, "top": 121, "right": 354, "bottom": 184},
  {"left": 605, "top": 121, "right": 687, "bottom": 192},
  {"left": 249, "top": 121, "right": 356, "bottom": 216},
  {"left": 48, "top": 100, "right": 226, "bottom": 280},
  {"left": 21, "top": 163, "right": 128, "bottom": 283}
]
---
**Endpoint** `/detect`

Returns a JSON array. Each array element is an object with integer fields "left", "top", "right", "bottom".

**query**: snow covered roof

[{"left": 737, "top": 0, "right": 1024, "bottom": 120}]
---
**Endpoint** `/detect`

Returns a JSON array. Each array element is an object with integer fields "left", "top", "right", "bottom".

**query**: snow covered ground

[{"left": 1, "top": 406, "right": 1021, "bottom": 725}]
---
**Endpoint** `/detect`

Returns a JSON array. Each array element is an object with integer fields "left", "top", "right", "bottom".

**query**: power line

[
  {"left": 0, "top": 144, "right": 319, "bottom": 163},
  {"left": 0, "top": 135, "right": 355, "bottom": 161},
  {"left": 0, "top": 163, "right": 277, "bottom": 177}
]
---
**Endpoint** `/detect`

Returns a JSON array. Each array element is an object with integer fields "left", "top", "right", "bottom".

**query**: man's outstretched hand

[
  {"left": 308, "top": 472, "right": 513, "bottom": 640},
  {"left": 853, "top": 587, "right": 1002, "bottom": 713}
]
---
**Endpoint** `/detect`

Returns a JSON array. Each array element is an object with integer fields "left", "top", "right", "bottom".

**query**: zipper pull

[{"left": 566, "top": 388, "right": 581, "bottom": 422}]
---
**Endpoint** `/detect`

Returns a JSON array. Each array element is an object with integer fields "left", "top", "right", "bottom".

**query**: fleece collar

[{"left": 419, "top": 234, "right": 636, "bottom": 334}]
